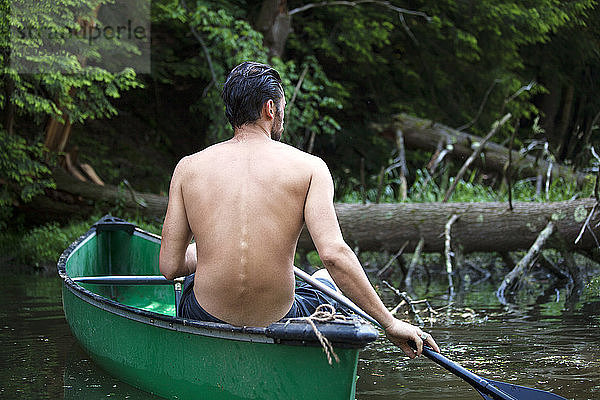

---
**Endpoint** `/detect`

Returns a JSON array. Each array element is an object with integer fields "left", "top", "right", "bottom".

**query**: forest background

[{"left": 2, "top": 0, "right": 600, "bottom": 305}]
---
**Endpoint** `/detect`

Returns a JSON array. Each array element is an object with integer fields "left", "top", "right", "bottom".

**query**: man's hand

[{"left": 383, "top": 319, "right": 441, "bottom": 359}]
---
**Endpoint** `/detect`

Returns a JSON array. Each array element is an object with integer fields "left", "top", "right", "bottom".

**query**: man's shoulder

[
  {"left": 176, "top": 143, "right": 226, "bottom": 166},
  {"left": 272, "top": 142, "right": 326, "bottom": 166},
  {"left": 171, "top": 150, "right": 209, "bottom": 178}
]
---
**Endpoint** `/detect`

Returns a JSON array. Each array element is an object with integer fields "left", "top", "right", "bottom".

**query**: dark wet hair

[{"left": 221, "top": 62, "right": 284, "bottom": 128}]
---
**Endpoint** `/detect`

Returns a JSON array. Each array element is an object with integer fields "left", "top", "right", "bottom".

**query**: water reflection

[
  {"left": 356, "top": 301, "right": 600, "bottom": 400},
  {"left": 1, "top": 272, "right": 599, "bottom": 400},
  {"left": 0, "top": 274, "right": 69, "bottom": 399},
  {"left": 63, "top": 346, "right": 162, "bottom": 399}
]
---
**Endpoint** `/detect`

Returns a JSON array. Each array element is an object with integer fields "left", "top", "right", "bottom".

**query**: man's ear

[{"left": 265, "top": 99, "right": 275, "bottom": 120}]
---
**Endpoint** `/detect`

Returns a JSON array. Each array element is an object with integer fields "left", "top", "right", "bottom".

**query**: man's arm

[
  {"left": 304, "top": 158, "right": 440, "bottom": 358},
  {"left": 160, "top": 159, "right": 195, "bottom": 280}
]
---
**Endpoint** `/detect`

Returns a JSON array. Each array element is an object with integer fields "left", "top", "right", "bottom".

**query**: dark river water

[{"left": 1, "top": 272, "right": 599, "bottom": 400}]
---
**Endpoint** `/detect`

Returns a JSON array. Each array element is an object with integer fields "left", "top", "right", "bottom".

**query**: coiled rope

[{"left": 286, "top": 303, "right": 348, "bottom": 365}]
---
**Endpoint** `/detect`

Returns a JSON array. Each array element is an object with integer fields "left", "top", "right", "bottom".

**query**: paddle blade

[
  {"left": 482, "top": 379, "right": 568, "bottom": 400},
  {"left": 421, "top": 347, "right": 567, "bottom": 400}
]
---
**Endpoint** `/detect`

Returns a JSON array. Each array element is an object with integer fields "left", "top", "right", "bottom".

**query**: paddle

[{"left": 293, "top": 267, "right": 567, "bottom": 400}]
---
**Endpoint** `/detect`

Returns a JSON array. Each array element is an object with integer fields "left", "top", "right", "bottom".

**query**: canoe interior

[
  {"left": 59, "top": 216, "right": 378, "bottom": 400},
  {"left": 66, "top": 227, "right": 175, "bottom": 315}
]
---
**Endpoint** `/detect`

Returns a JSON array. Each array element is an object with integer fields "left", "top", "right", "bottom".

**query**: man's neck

[{"left": 233, "top": 123, "right": 271, "bottom": 142}]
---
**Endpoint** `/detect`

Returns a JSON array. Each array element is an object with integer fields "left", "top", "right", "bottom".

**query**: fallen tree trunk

[
  {"left": 375, "top": 113, "right": 590, "bottom": 185},
  {"left": 25, "top": 168, "right": 600, "bottom": 253},
  {"left": 22, "top": 168, "right": 168, "bottom": 223},
  {"left": 298, "top": 199, "right": 600, "bottom": 253}
]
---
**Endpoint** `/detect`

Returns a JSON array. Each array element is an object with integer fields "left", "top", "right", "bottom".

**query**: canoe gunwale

[{"left": 58, "top": 217, "right": 378, "bottom": 348}]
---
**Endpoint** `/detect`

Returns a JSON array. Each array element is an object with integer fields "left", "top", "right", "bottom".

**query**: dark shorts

[{"left": 178, "top": 273, "right": 341, "bottom": 324}]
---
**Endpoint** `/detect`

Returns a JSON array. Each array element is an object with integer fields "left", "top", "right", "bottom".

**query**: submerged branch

[
  {"left": 496, "top": 221, "right": 555, "bottom": 305},
  {"left": 444, "top": 214, "right": 459, "bottom": 299}
]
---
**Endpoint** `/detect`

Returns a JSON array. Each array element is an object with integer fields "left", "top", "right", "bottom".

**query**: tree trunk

[
  {"left": 375, "top": 113, "right": 589, "bottom": 186},
  {"left": 539, "top": 75, "right": 562, "bottom": 139},
  {"left": 296, "top": 200, "right": 599, "bottom": 253},
  {"left": 26, "top": 168, "right": 600, "bottom": 255},
  {"left": 44, "top": 117, "right": 73, "bottom": 153},
  {"left": 255, "top": 0, "right": 291, "bottom": 58},
  {"left": 555, "top": 84, "right": 575, "bottom": 159},
  {"left": 3, "top": 76, "right": 15, "bottom": 135},
  {"left": 21, "top": 168, "right": 167, "bottom": 223}
]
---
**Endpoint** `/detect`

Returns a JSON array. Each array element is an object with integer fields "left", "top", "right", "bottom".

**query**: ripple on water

[
  {"left": 2, "top": 273, "right": 599, "bottom": 399},
  {"left": 356, "top": 298, "right": 600, "bottom": 399}
]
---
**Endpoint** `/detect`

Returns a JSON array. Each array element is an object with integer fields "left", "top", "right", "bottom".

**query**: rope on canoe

[{"left": 285, "top": 303, "right": 348, "bottom": 365}]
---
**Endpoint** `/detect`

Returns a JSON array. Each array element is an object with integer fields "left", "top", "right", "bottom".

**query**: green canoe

[{"left": 58, "top": 216, "right": 378, "bottom": 400}]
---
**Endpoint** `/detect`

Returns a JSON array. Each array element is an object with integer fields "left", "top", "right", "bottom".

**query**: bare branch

[
  {"left": 180, "top": 0, "right": 218, "bottom": 94},
  {"left": 398, "top": 13, "right": 418, "bottom": 45},
  {"left": 394, "top": 129, "right": 409, "bottom": 177},
  {"left": 289, "top": 0, "right": 431, "bottom": 21},
  {"left": 496, "top": 221, "right": 555, "bottom": 305},
  {"left": 506, "top": 119, "right": 519, "bottom": 211},
  {"left": 443, "top": 113, "right": 511, "bottom": 202},
  {"left": 575, "top": 203, "right": 597, "bottom": 245},
  {"left": 444, "top": 214, "right": 459, "bottom": 300},
  {"left": 404, "top": 237, "right": 424, "bottom": 288},
  {"left": 286, "top": 64, "right": 309, "bottom": 120},
  {"left": 504, "top": 80, "right": 536, "bottom": 107},
  {"left": 456, "top": 78, "right": 501, "bottom": 132},
  {"left": 382, "top": 280, "right": 424, "bottom": 326},
  {"left": 591, "top": 146, "right": 600, "bottom": 200},
  {"left": 377, "top": 240, "right": 408, "bottom": 278}
]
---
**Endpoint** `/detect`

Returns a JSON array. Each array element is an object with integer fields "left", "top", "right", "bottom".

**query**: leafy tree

[
  {"left": 283, "top": 0, "right": 597, "bottom": 195},
  {"left": 151, "top": 0, "right": 345, "bottom": 146},
  {"left": 0, "top": 0, "right": 143, "bottom": 225},
  {"left": 0, "top": 130, "right": 53, "bottom": 228}
]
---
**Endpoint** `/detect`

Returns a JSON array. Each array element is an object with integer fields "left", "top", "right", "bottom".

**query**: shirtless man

[{"left": 159, "top": 62, "right": 439, "bottom": 358}]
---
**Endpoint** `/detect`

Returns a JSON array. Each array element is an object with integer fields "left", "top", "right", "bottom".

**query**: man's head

[{"left": 222, "top": 62, "right": 285, "bottom": 140}]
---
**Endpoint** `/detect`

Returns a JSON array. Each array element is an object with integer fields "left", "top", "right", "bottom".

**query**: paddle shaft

[{"left": 293, "top": 267, "right": 517, "bottom": 400}]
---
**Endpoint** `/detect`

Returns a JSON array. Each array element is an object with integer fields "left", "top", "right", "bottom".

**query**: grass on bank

[
  {"left": 0, "top": 215, "right": 162, "bottom": 271},
  {"left": 339, "top": 168, "right": 592, "bottom": 204}
]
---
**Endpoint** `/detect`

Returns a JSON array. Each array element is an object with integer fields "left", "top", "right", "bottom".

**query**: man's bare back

[
  {"left": 160, "top": 61, "right": 439, "bottom": 357},
  {"left": 166, "top": 135, "right": 321, "bottom": 326}
]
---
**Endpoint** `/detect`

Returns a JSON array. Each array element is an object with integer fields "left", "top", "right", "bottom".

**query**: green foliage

[
  {"left": 0, "top": 0, "right": 145, "bottom": 226},
  {"left": 402, "top": 0, "right": 596, "bottom": 129},
  {"left": 152, "top": 0, "right": 344, "bottom": 146},
  {"left": 2, "top": 0, "right": 599, "bottom": 233},
  {"left": 0, "top": 130, "right": 55, "bottom": 228},
  {"left": 305, "top": 250, "right": 323, "bottom": 267},
  {"left": 0, "top": 215, "right": 163, "bottom": 269},
  {"left": 2, "top": 0, "right": 143, "bottom": 124},
  {"left": 408, "top": 169, "right": 499, "bottom": 203},
  {"left": 286, "top": 0, "right": 598, "bottom": 184},
  {"left": 17, "top": 223, "right": 73, "bottom": 267},
  {"left": 338, "top": 165, "right": 591, "bottom": 204},
  {"left": 275, "top": 56, "right": 346, "bottom": 149},
  {"left": 582, "top": 275, "right": 600, "bottom": 303}
]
